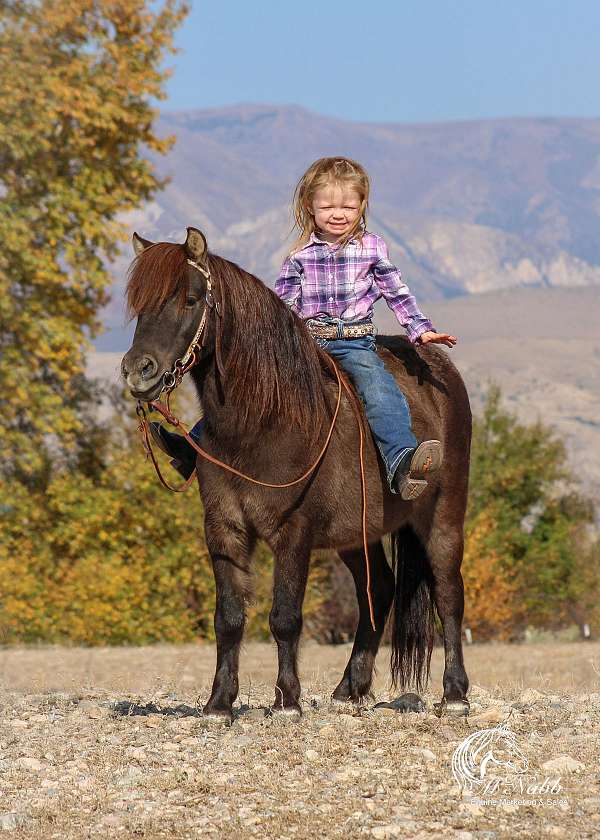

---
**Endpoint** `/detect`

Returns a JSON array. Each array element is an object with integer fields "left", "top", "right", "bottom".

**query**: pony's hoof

[
  {"left": 374, "top": 692, "right": 425, "bottom": 714},
  {"left": 269, "top": 705, "right": 302, "bottom": 721},
  {"left": 201, "top": 708, "right": 233, "bottom": 726},
  {"left": 330, "top": 691, "right": 372, "bottom": 709},
  {"left": 434, "top": 698, "right": 470, "bottom": 718}
]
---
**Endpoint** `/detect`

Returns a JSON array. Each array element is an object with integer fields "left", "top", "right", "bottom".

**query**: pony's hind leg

[
  {"left": 203, "top": 517, "right": 255, "bottom": 724},
  {"left": 269, "top": 534, "right": 311, "bottom": 718},
  {"left": 332, "top": 541, "right": 395, "bottom": 705},
  {"left": 425, "top": 519, "right": 470, "bottom": 717}
]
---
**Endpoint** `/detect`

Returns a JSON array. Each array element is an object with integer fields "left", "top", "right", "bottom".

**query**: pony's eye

[{"left": 185, "top": 296, "right": 199, "bottom": 308}]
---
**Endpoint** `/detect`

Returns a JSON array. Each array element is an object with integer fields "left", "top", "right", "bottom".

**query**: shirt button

[{"left": 328, "top": 296, "right": 334, "bottom": 302}]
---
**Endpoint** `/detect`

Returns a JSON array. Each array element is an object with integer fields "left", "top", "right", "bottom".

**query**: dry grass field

[{"left": 1, "top": 641, "right": 599, "bottom": 839}]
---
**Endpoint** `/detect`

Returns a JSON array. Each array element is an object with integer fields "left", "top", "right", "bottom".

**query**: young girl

[{"left": 153, "top": 157, "right": 456, "bottom": 499}]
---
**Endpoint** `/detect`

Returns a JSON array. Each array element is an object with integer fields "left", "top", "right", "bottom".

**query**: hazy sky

[{"left": 164, "top": 0, "right": 600, "bottom": 123}]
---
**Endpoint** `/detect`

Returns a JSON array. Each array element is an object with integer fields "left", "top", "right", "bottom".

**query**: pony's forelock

[{"left": 126, "top": 243, "right": 190, "bottom": 318}]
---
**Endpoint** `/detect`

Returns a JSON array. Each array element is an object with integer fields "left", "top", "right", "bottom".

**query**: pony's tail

[{"left": 390, "top": 526, "right": 436, "bottom": 691}]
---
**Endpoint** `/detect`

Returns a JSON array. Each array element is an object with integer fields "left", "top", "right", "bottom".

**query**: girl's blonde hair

[{"left": 290, "top": 157, "right": 370, "bottom": 254}]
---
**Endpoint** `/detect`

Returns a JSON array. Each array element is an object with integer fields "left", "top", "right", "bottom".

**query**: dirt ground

[{"left": 1, "top": 640, "right": 599, "bottom": 839}]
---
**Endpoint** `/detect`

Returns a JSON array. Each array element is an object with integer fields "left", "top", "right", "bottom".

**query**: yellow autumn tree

[
  {"left": 0, "top": 0, "right": 187, "bottom": 484},
  {"left": 462, "top": 510, "right": 522, "bottom": 640},
  {"left": 0, "top": 398, "right": 328, "bottom": 644}
]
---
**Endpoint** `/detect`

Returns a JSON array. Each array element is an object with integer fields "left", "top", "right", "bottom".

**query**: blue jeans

[{"left": 316, "top": 334, "right": 416, "bottom": 491}]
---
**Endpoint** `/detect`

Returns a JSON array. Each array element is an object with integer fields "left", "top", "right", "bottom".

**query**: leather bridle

[{"left": 156, "top": 258, "right": 216, "bottom": 396}]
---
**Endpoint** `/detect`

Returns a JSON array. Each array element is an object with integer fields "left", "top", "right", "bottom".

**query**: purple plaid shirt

[{"left": 275, "top": 231, "right": 434, "bottom": 343}]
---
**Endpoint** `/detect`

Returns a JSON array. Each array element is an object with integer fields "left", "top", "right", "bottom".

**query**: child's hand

[{"left": 418, "top": 331, "right": 457, "bottom": 348}]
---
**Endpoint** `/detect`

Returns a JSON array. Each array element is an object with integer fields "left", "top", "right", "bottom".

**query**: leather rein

[{"left": 135, "top": 257, "right": 376, "bottom": 630}]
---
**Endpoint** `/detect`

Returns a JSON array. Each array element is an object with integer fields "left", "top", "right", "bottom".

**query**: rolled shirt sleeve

[
  {"left": 275, "top": 256, "right": 303, "bottom": 313},
  {"left": 372, "top": 238, "right": 434, "bottom": 343}
]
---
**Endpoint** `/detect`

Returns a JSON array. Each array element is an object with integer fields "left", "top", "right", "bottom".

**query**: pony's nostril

[{"left": 138, "top": 355, "right": 158, "bottom": 381}]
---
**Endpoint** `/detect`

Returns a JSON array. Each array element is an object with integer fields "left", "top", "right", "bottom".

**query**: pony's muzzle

[{"left": 121, "top": 352, "right": 162, "bottom": 396}]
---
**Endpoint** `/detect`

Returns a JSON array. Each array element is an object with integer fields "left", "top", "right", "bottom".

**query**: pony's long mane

[
  {"left": 126, "top": 243, "right": 331, "bottom": 440},
  {"left": 209, "top": 254, "right": 331, "bottom": 438}
]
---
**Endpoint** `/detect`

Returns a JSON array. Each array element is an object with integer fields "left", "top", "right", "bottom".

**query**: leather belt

[{"left": 307, "top": 323, "right": 374, "bottom": 340}]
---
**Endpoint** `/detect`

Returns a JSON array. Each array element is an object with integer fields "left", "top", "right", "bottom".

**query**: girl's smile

[{"left": 311, "top": 184, "right": 362, "bottom": 243}]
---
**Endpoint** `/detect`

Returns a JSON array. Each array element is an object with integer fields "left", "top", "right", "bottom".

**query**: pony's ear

[
  {"left": 132, "top": 232, "right": 154, "bottom": 256},
  {"left": 184, "top": 227, "right": 208, "bottom": 264}
]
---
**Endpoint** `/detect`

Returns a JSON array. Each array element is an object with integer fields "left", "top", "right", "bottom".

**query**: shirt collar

[{"left": 309, "top": 231, "right": 360, "bottom": 247}]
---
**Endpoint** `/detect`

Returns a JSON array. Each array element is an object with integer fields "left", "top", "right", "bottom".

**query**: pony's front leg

[
  {"left": 269, "top": 536, "right": 310, "bottom": 718},
  {"left": 203, "top": 521, "right": 254, "bottom": 724}
]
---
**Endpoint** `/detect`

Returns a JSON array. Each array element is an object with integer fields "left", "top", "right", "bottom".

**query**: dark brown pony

[{"left": 121, "top": 227, "right": 471, "bottom": 722}]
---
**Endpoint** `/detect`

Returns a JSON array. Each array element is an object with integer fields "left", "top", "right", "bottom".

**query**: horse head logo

[{"left": 452, "top": 723, "right": 529, "bottom": 791}]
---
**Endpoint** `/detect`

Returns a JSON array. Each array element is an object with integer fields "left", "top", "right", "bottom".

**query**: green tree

[
  {"left": 0, "top": 0, "right": 187, "bottom": 484},
  {"left": 464, "top": 385, "right": 599, "bottom": 639}
]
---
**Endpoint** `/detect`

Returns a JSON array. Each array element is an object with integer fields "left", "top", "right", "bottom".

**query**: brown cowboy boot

[{"left": 393, "top": 440, "right": 443, "bottom": 500}]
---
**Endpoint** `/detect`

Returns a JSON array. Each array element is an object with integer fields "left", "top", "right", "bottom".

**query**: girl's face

[{"left": 310, "top": 183, "right": 362, "bottom": 242}]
